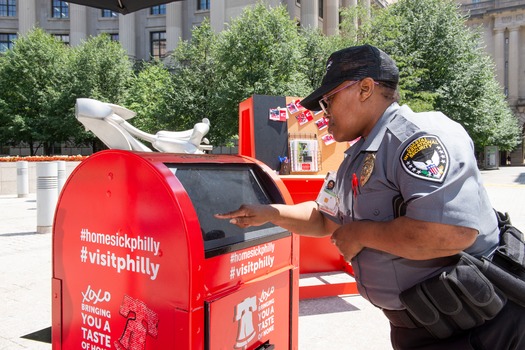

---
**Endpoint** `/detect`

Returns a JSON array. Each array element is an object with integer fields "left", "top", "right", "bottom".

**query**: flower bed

[{"left": 0, "top": 155, "right": 88, "bottom": 162}]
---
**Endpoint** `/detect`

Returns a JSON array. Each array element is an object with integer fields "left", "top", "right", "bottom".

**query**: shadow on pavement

[
  {"left": 299, "top": 296, "right": 360, "bottom": 317},
  {"left": 515, "top": 173, "right": 525, "bottom": 184},
  {"left": 21, "top": 327, "right": 51, "bottom": 343},
  {"left": 0, "top": 231, "right": 39, "bottom": 237}
]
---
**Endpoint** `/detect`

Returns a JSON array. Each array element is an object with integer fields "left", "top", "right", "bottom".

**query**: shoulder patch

[{"left": 400, "top": 135, "right": 449, "bottom": 183}]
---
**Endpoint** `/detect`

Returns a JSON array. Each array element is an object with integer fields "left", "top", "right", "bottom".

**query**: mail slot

[{"left": 52, "top": 150, "right": 299, "bottom": 349}]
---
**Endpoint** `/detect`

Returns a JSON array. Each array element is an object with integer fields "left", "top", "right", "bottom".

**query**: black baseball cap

[{"left": 300, "top": 44, "right": 399, "bottom": 111}]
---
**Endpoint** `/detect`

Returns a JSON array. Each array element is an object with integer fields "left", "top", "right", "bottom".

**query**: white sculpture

[{"left": 75, "top": 98, "right": 212, "bottom": 154}]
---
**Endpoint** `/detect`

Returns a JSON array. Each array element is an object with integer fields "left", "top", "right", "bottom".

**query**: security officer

[{"left": 216, "top": 45, "right": 525, "bottom": 349}]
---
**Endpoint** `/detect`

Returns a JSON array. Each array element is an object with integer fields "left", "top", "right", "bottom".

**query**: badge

[
  {"left": 401, "top": 135, "right": 449, "bottom": 182},
  {"left": 360, "top": 153, "right": 375, "bottom": 187},
  {"left": 316, "top": 172, "right": 338, "bottom": 216}
]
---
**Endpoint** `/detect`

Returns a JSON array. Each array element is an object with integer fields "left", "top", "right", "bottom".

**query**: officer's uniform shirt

[{"left": 324, "top": 102, "right": 499, "bottom": 310}]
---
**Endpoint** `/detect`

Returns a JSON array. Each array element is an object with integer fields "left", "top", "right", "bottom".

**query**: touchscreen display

[{"left": 167, "top": 164, "right": 286, "bottom": 254}]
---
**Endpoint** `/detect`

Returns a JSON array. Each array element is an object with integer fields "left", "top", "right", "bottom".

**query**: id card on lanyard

[{"left": 316, "top": 172, "right": 339, "bottom": 216}]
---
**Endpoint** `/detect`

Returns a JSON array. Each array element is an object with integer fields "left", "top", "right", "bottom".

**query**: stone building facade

[{"left": 0, "top": 0, "right": 391, "bottom": 60}]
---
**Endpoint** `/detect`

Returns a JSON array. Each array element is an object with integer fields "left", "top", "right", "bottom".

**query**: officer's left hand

[{"left": 330, "top": 224, "right": 364, "bottom": 262}]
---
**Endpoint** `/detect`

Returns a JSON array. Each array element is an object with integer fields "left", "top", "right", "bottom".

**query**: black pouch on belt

[
  {"left": 472, "top": 211, "right": 525, "bottom": 306},
  {"left": 466, "top": 251, "right": 525, "bottom": 308},
  {"left": 492, "top": 224, "right": 525, "bottom": 279},
  {"left": 399, "top": 254, "right": 507, "bottom": 339}
]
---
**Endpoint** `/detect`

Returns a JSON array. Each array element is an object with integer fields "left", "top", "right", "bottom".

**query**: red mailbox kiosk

[{"left": 52, "top": 150, "right": 299, "bottom": 350}]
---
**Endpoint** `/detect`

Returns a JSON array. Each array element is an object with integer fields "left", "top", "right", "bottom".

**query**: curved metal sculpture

[{"left": 75, "top": 98, "right": 212, "bottom": 154}]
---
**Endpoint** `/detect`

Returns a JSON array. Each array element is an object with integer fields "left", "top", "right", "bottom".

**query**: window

[
  {"left": 0, "top": 33, "right": 16, "bottom": 52},
  {"left": 0, "top": 0, "right": 16, "bottom": 17},
  {"left": 197, "top": 0, "right": 210, "bottom": 11},
  {"left": 150, "top": 31, "right": 166, "bottom": 59},
  {"left": 150, "top": 5, "right": 166, "bottom": 15},
  {"left": 52, "top": 0, "right": 69, "bottom": 19},
  {"left": 319, "top": 0, "right": 324, "bottom": 19},
  {"left": 109, "top": 33, "right": 119, "bottom": 41},
  {"left": 54, "top": 34, "right": 70, "bottom": 45},
  {"left": 101, "top": 9, "right": 117, "bottom": 18}
]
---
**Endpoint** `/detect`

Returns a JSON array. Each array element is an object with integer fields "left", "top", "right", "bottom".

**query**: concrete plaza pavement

[{"left": 1, "top": 166, "right": 525, "bottom": 349}]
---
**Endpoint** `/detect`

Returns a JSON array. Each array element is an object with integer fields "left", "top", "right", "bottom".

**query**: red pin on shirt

[{"left": 352, "top": 173, "right": 359, "bottom": 198}]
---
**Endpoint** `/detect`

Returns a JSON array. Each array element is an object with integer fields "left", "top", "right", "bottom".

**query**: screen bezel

[{"left": 166, "top": 163, "right": 290, "bottom": 258}]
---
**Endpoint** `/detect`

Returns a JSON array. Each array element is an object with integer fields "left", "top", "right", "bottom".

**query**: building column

[
  {"left": 18, "top": 0, "right": 36, "bottom": 35},
  {"left": 301, "top": 0, "right": 318, "bottom": 29},
  {"left": 361, "top": 0, "right": 371, "bottom": 19},
  {"left": 493, "top": 28, "right": 506, "bottom": 90},
  {"left": 210, "top": 0, "right": 225, "bottom": 33},
  {"left": 508, "top": 26, "right": 520, "bottom": 104},
  {"left": 119, "top": 12, "right": 136, "bottom": 59},
  {"left": 166, "top": 2, "right": 183, "bottom": 53},
  {"left": 343, "top": 0, "right": 358, "bottom": 7},
  {"left": 285, "top": 0, "right": 296, "bottom": 20},
  {"left": 69, "top": 4, "right": 87, "bottom": 47},
  {"left": 325, "top": 0, "right": 339, "bottom": 36},
  {"left": 342, "top": 0, "right": 358, "bottom": 31}
]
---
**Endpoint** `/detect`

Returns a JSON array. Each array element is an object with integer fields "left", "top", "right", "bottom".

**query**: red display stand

[
  {"left": 52, "top": 150, "right": 299, "bottom": 349},
  {"left": 239, "top": 95, "right": 357, "bottom": 300}
]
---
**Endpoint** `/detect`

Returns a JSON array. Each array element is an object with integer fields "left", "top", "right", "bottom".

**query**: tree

[
  {"left": 165, "top": 4, "right": 313, "bottom": 145},
  {"left": 365, "top": 0, "right": 521, "bottom": 151},
  {"left": 125, "top": 61, "right": 175, "bottom": 134},
  {"left": 3, "top": 2, "right": 517, "bottom": 155},
  {"left": 70, "top": 34, "right": 133, "bottom": 103},
  {"left": 0, "top": 29, "right": 73, "bottom": 155},
  {"left": 301, "top": 27, "right": 343, "bottom": 93},
  {"left": 211, "top": 3, "right": 311, "bottom": 144},
  {"left": 69, "top": 34, "right": 134, "bottom": 149},
  {"left": 166, "top": 20, "right": 223, "bottom": 142},
  {"left": 0, "top": 31, "right": 136, "bottom": 155},
  {"left": 67, "top": 34, "right": 134, "bottom": 150}
]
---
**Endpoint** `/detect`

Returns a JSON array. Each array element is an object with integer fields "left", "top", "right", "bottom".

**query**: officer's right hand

[{"left": 215, "top": 204, "right": 276, "bottom": 228}]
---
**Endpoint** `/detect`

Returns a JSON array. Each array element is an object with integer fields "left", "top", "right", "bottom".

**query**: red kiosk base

[
  {"left": 279, "top": 176, "right": 357, "bottom": 300},
  {"left": 52, "top": 150, "right": 299, "bottom": 350},
  {"left": 238, "top": 95, "right": 358, "bottom": 301}
]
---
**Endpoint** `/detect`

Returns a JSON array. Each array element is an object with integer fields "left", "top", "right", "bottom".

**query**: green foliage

[
  {"left": 67, "top": 34, "right": 135, "bottom": 147},
  {"left": 301, "top": 28, "right": 343, "bottom": 92},
  {"left": 339, "top": 4, "right": 376, "bottom": 45},
  {"left": 367, "top": 0, "right": 520, "bottom": 150},
  {"left": 0, "top": 31, "right": 134, "bottom": 154},
  {"left": 70, "top": 34, "right": 133, "bottom": 104},
  {"left": 0, "top": 1, "right": 519, "bottom": 154},
  {"left": 156, "top": 4, "right": 317, "bottom": 145},
  {"left": 167, "top": 20, "right": 222, "bottom": 140},
  {"left": 125, "top": 61, "right": 175, "bottom": 133},
  {"left": 211, "top": 3, "right": 311, "bottom": 144},
  {"left": 67, "top": 34, "right": 134, "bottom": 147},
  {"left": 217, "top": 3, "right": 308, "bottom": 95},
  {"left": 0, "top": 29, "right": 71, "bottom": 154}
]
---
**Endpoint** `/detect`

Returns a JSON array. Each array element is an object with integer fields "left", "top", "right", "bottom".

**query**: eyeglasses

[
  {"left": 318, "top": 80, "right": 380, "bottom": 115},
  {"left": 319, "top": 80, "right": 359, "bottom": 115}
]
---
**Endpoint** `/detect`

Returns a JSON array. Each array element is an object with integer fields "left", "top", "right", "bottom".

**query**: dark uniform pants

[{"left": 390, "top": 301, "right": 525, "bottom": 350}]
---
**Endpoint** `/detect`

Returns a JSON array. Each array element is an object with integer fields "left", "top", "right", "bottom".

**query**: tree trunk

[{"left": 43, "top": 142, "right": 55, "bottom": 155}]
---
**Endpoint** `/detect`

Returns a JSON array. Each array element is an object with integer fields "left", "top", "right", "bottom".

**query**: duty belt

[{"left": 385, "top": 211, "right": 525, "bottom": 339}]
